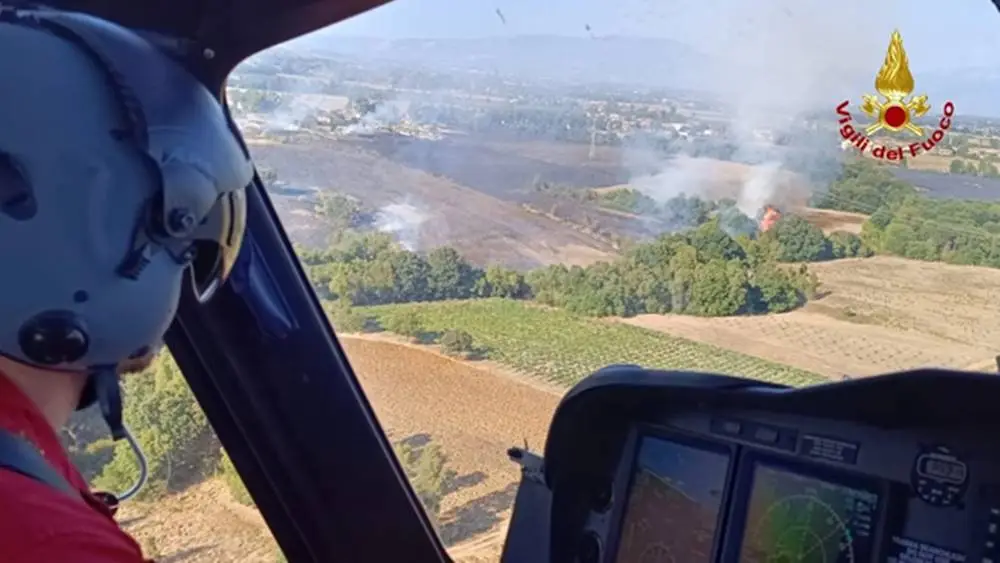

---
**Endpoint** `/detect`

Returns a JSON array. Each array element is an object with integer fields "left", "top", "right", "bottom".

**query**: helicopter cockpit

[
  {"left": 502, "top": 366, "right": 1000, "bottom": 563},
  {"left": 30, "top": 0, "right": 1000, "bottom": 562}
]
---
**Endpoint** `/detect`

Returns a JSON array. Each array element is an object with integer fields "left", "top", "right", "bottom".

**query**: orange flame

[{"left": 759, "top": 206, "right": 782, "bottom": 232}]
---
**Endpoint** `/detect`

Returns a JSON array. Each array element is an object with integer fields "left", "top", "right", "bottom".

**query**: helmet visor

[{"left": 188, "top": 188, "right": 248, "bottom": 303}]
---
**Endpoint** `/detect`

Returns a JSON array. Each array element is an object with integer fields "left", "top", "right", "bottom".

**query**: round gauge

[
  {"left": 744, "top": 494, "right": 856, "bottom": 563},
  {"left": 638, "top": 542, "right": 676, "bottom": 563}
]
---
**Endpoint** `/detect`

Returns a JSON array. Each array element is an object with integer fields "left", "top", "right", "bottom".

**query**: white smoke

[
  {"left": 630, "top": 155, "right": 713, "bottom": 202},
  {"left": 627, "top": 0, "right": 902, "bottom": 216},
  {"left": 375, "top": 202, "right": 428, "bottom": 251},
  {"left": 341, "top": 99, "right": 409, "bottom": 136},
  {"left": 262, "top": 96, "right": 314, "bottom": 132},
  {"left": 737, "top": 162, "right": 782, "bottom": 218}
]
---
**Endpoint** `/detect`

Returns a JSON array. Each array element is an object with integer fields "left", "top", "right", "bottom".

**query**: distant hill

[
  {"left": 296, "top": 34, "right": 713, "bottom": 91},
  {"left": 292, "top": 34, "right": 1000, "bottom": 117}
]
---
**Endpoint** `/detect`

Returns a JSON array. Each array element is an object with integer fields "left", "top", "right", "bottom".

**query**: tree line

[
  {"left": 298, "top": 188, "right": 874, "bottom": 319},
  {"left": 819, "top": 159, "right": 1000, "bottom": 267}
]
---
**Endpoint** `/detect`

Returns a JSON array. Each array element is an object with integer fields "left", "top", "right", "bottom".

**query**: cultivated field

[
  {"left": 905, "top": 153, "right": 954, "bottom": 173},
  {"left": 112, "top": 257, "right": 1000, "bottom": 562},
  {"left": 120, "top": 336, "right": 562, "bottom": 563},
  {"left": 363, "top": 299, "right": 825, "bottom": 387},
  {"left": 624, "top": 256, "right": 1000, "bottom": 378}
]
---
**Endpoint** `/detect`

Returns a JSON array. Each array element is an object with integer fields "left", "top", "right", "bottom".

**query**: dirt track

[{"left": 119, "top": 336, "right": 562, "bottom": 563}]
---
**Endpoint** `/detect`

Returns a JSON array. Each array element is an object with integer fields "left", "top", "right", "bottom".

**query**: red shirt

[{"left": 0, "top": 372, "right": 150, "bottom": 562}]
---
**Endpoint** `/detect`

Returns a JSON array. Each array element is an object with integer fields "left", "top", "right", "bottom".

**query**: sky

[{"left": 317, "top": 0, "right": 1000, "bottom": 72}]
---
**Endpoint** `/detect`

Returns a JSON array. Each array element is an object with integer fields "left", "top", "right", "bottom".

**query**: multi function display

[
  {"left": 614, "top": 436, "right": 882, "bottom": 563},
  {"left": 614, "top": 436, "right": 731, "bottom": 563},
  {"left": 738, "top": 463, "right": 880, "bottom": 563}
]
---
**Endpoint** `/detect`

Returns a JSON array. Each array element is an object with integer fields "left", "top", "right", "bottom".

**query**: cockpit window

[{"left": 66, "top": 1, "right": 1000, "bottom": 561}]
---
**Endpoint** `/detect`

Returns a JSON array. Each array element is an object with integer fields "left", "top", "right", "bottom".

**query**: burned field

[
  {"left": 350, "top": 135, "right": 630, "bottom": 202},
  {"left": 248, "top": 139, "right": 617, "bottom": 269}
]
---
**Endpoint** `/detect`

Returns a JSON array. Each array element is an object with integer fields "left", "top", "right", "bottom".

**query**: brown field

[
  {"left": 250, "top": 139, "right": 616, "bottom": 269},
  {"left": 799, "top": 207, "right": 868, "bottom": 234},
  {"left": 623, "top": 256, "right": 1000, "bottom": 378},
  {"left": 481, "top": 139, "right": 631, "bottom": 170},
  {"left": 119, "top": 336, "right": 561, "bottom": 563},
  {"left": 906, "top": 153, "right": 954, "bottom": 173}
]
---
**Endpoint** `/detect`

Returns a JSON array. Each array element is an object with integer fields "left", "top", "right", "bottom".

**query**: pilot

[{"left": 0, "top": 7, "right": 252, "bottom": 562}]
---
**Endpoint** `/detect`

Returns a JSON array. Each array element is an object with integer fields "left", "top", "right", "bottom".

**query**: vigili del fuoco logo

[{"left": 836, "top": 30, "right": 954, "bottom": 162}]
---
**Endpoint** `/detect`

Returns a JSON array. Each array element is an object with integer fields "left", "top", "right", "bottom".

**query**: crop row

[{"left": 361, "top": 299, "right": 825, "bottom": 388}]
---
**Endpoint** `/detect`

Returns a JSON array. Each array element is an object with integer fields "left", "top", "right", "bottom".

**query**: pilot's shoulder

[{"left": 0, "top": 470, "right": 148, "bottom": 561}]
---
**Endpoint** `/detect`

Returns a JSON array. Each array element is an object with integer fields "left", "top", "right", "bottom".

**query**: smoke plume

[
  {"left": 375, "top": 201, "right": 429, "bottom": 251},
  {"left": 628, "top": 0, "right": 903, "bottom": 222}
]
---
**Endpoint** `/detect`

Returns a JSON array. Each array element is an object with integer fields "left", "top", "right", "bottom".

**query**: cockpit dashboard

[{"left": 501, "top": 366, "right": 1000, "bottom": 563}]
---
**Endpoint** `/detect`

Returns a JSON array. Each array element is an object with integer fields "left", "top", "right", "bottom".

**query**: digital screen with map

[
  {"left": 614, "top": 436, "right": 730, "bottom": 563},
  {"left": 738, "top": 463, "right": 880, "bottom": 563}
]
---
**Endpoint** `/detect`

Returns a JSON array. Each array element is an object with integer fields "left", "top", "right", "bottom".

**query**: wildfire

[{"left": 759, "top": 205, "right": 782, "bottom": 233}]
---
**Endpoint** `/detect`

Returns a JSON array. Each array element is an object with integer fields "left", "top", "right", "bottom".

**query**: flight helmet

[{"left": 0, "top": 7, "right": 253, "bottom": 439}]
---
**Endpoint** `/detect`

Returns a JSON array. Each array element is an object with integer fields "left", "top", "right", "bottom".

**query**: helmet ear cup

[{"left": 17, "top": 311, "right": 90, "bottom": 366}]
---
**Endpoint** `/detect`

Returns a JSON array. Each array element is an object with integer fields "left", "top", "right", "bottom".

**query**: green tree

[
  {"left": 687, "top": 259, "right": 747, "bottom": 316},
  {"left": 476, "top": 265, "right": 530, "bottom": 298},
  {"left": 828, "top": 231, "right": 871, "bottom": 259},
  {"left": 749, "top": 263, "right": 802, "bottom": 313},
  {"left": 765, "top": 216, "right": 832, "bottom": 262},
  {"left": 687, "top": 219, "right": 746, "bottom": 262},
  {"left": 93, "top": 354, "right": 216, "bottom": 500},
  {"left": 425, "top": 246, "right": 480, "bottom": 300},
  {"left": 818, "top": 159, "right": 917, "bottom": 213}
]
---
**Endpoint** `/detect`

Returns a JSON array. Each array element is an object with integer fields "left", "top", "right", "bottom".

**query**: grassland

[{"left": 361, "top": 299, "right": 825, "bottom": 388}]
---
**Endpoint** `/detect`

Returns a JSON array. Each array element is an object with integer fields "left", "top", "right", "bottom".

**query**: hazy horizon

[{"left": 307, "top": 0, "right": 1000, "bottom": 71}]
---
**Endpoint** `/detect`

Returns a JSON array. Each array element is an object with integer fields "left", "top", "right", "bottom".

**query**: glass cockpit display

[
  {"left": 738, "top": 463, "right": 880, "bottom": 563},
  {"left": 614, "top": 436, "right": 730, "bottom": 563}
]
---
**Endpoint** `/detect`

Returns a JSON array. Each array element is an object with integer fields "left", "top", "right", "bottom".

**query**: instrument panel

[
  {"left": 598, "top": 412, "right": 989, "bottom": 563},
  {"left": 506, "top": 367, "right": 1000, "bottom": 563}
]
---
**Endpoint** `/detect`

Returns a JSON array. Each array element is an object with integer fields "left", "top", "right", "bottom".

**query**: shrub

[
  {"left": 383, "top": 310, "right": 425, "bottom": 341},
  {"left": 829, "top": 231, "right": 872, "bottom": 259},
  {"left": 393, "top": 440, "right": 447, "bottom": 524},
  {"left": 440, "top": 329, "right": 474, "bottom": 357}
]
